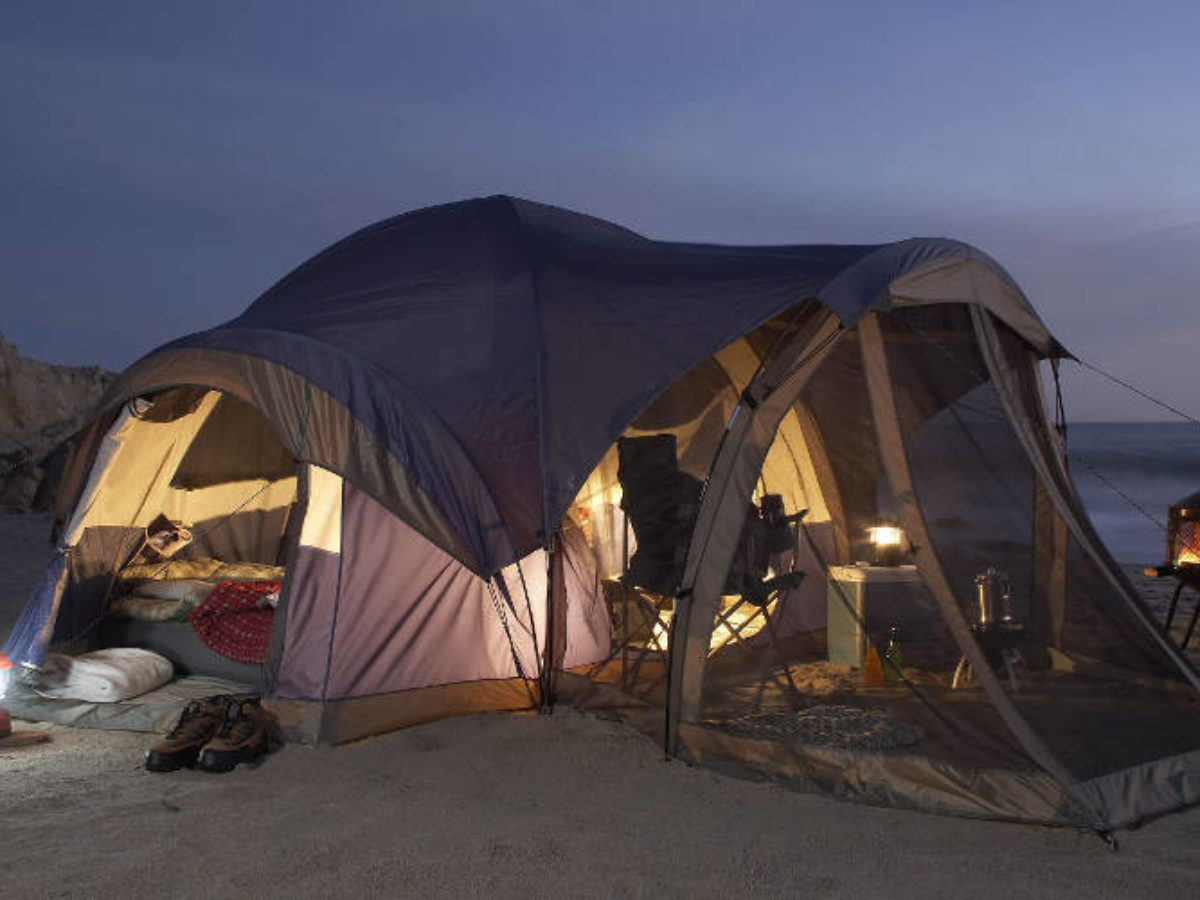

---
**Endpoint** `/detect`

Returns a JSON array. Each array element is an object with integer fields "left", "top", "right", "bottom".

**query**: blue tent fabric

[
  {"left": 115, "top": 196, "right": 1045, "bottom": 573},
  {"left": 3, "top": 549, "right": 67, "bottom": 667},
  {"left": 162, "top": 328, "right": 513, "bottom": 571}
]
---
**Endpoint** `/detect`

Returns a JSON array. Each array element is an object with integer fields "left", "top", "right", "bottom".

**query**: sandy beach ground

[{"left": 3, "top": 513, "right": 1200, "bottom": 898}]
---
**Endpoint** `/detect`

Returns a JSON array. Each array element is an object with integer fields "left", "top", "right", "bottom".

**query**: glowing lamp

[
  {"left": 867, "top": 523, "right": 905, "bottom": 567},
  {"left": 1168, "top": 490, "right": 1200, "bottom": 570},
  {"left": 0, "top": 653, "right": 11, "bottom": 739}
]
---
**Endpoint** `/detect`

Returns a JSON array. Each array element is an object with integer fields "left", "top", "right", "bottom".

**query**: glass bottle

[
  {"left": 861, "top": 644, "right": 884, "bottom": 687},
  {"left": 883, "top": 626, "right": 902, "bottom": 685}
]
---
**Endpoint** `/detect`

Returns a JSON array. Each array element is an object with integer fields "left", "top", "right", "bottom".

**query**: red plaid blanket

[{"left": 188, "top": 581, "right": 280, "bottom": 664}]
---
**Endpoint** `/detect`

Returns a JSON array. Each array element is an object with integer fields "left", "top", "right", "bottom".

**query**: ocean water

[{"left": 1068, "top": 422, "right": 1200, "bottom": 563}]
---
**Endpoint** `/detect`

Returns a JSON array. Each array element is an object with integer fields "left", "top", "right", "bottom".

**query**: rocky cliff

[{"left": 0, "top": 333, "right": 114, "bottom": 511}]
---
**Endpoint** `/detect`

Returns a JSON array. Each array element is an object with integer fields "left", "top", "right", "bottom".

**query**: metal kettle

[{"left": 973, "top": 567, "right": 1014, "bottom": 625}]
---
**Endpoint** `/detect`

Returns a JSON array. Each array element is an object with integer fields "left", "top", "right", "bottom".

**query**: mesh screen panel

[
  {"left": 888, "top": 309, "right": 1200, "bottom": 783},
  {"left": 567, "top": 302, "right": 1200, "bottom": 821},
  {"left": 696, "top": 317, "right": 1045, "bottom": 795}
]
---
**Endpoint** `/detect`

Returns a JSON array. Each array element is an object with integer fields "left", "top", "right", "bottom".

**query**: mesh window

[
  {"left": 695, "top": 320, "right": 1049, "bottom": 814},
  {"left": 888, "top": 309, "right": 1200, "bottom": 783}
]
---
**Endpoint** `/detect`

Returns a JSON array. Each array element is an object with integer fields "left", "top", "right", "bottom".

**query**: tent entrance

[
  {"left": 568, "top": 305, "right": 834, "bottom": 713},
  {"left": 41, "top": 388, "right": 300, "bottom": 694}
]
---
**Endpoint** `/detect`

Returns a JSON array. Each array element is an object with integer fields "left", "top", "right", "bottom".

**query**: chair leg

[
  {"left": 760, "top": 592, "right": 801, "bottom": 705},
  {"left": 1181, "top": 588, "right": 1200, "bottom": 651},
  {"left": 951, "top": 655, "right": 971, "bottom": 689},
  {"left": 1002, "top": 650, "right": 1020, "bottom": 693},
  {"left": 710, "top": 594, "right": 796, "bottom": 710},
  {"left": 1165, "top": 580, "right": 1187, "bottom": 633}
]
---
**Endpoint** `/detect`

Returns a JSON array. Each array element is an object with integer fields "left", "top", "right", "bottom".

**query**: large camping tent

[{"left": 5, "top": 196, "right": 1199, "bottom": 832}]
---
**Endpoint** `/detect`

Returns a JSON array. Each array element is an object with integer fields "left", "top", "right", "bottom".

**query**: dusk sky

[{"left": 3, "top": 1, "right": 1199, "bottom": 420}]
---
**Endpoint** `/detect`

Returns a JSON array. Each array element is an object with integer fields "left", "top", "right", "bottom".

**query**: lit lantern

[
  {"left": 867, "top": 522, "right": 906, "bottom": 567},
  {"left": 0, "top": 652, "right": 11, "bottom": 739},
  {"left": 1168, "top": 490, "right": 1200, "bottom": 570}
]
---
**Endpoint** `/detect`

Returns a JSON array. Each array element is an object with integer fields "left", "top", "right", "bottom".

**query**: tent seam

[
  {"left": 501, "top": 197, "right": 552, "bottom": 544},
  {"left": 105, "top": 348, "right": 500, "bottom": 575},
  {"left": 318, "top": 478, "right": 348, "bottom": 701}
]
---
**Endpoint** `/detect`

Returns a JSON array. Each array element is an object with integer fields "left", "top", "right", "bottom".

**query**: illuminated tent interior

[{"left": 5, "top": 196, "right": 1199, "bottom": 833}]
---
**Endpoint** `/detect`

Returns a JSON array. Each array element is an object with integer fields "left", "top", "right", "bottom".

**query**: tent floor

[
  {"left": 3, "top": 675, "right": 254, "bottom": 734},
  {"left": 699, "top": 661, "right": 1200, "bottom": 782},
  {"left": 98, "top": 617, "right": 267, "bottom": 687}
]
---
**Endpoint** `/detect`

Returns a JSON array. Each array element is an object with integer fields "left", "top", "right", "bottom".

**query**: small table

[
  {"left": 952, "top": 621, "right": 1028, "bottom": 692},
  {"left": 1145, "top": 565, "right": 1200, "bottom": 651},
  {"left": 826, "top": 564, "right": 922, "bottom": 667}
]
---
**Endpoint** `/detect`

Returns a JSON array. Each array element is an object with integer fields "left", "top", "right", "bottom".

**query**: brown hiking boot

[
  {"left": 144, "top": 696, "right": 230, "bottom": 772},
  {"left": 196, "top": 696, "right": 272, "bottom": 773}
]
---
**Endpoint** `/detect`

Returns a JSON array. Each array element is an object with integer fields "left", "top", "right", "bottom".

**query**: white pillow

[
  {"left": 36, "top": 649, "right": 174, "bottom": 703},
  {"left": 131, "top": 579, "right": 218, "bottom": 605}
]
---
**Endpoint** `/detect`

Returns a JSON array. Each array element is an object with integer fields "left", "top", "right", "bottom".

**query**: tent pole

[
  {"left": 540, "top": 528, "right": 563, "bottom": 712},
  {"left": 665, "top": 312, "right": 842, "bottom": 755},
  {"left": 540, "top": 534, "right": 553, "bottom": 712}
]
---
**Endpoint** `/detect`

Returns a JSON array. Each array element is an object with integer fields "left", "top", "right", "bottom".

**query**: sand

[{"left": 3, "top": 514, "right": 1200, "bottom": 897}]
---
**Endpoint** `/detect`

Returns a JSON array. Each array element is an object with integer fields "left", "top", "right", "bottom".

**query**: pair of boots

[{"left": 145, "top": 694, "right": 272, "bottom": 774}]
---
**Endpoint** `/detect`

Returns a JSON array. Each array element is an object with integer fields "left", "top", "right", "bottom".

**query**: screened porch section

[{"left": 566, "top": 304, "right": 1200, "bottom": 826}]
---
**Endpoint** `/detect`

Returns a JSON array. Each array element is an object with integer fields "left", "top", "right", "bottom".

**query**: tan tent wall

[
  {"left": 64, "top": 390, "right": 296, "bottom": 545},
  {"left": 714, "top": 338, "right": 831, "bottom": 525},
  {"left": 274, "top": 472, "right": 610, "bottom": 708}
]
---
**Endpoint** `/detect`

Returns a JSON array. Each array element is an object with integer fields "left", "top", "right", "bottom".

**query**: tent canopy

[{"left": 88, "top": 196, "right": 1062, "bottom": 576}]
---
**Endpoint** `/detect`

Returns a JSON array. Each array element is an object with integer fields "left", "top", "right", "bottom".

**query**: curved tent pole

[
  {"left": 665, "top": 309, "right": 843, "bottom": 754},
  {"left": 970, "top": 308, "right": 1200, "bottom": 692},
  {"left": 101, "top": 347, "right": 507, "bottom": 575}
]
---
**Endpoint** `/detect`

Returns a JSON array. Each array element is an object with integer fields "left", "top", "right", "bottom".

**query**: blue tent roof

[{"left": 123, "top": 195, "right": 1049, "bottom": 572}]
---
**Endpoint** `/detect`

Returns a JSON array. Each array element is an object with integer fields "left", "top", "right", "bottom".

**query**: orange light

[
  {"left": 1175, "top": 523, "right": 1200, "bottom": 567},
  {"left": 868, "top": 525, "right": 904, "bottom": 548},
  {"left": 868, "top": 522, "right": 905, "bottom": 566}
]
